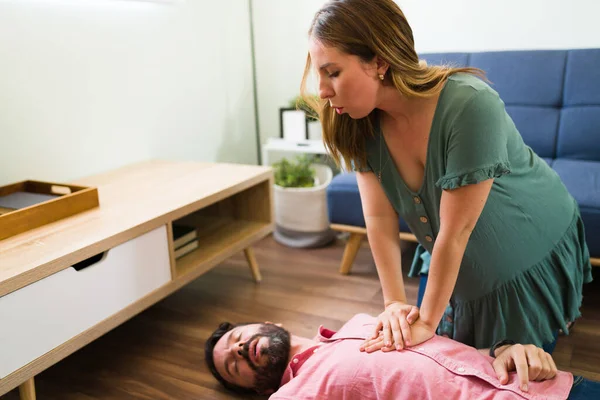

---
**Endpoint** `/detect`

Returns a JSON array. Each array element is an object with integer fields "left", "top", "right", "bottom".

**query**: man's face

[{"left": 213, "top": 323, "right": 291, "bottom": 394}]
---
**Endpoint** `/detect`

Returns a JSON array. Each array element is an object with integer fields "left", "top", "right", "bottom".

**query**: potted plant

[{"left": 272, "top": 154, "right": 336, "bottom": 248}]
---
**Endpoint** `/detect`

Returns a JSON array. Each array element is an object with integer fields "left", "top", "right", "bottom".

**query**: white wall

[
  {"left": 399, "top": 0, "right": 600, "bottom": 53},
  {"left": 252, "top": 0, "right": 325, "bottom": 151},
  {"left": 252, "top": 0, "right": 600, "bottom": 147},
  {"left": 0, "top": 0, "right": 257, "bottom": 186}
]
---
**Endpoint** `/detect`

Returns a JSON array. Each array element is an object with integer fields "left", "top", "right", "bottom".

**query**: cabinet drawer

[{"left": 0, "top": 225, "right": 172, "bottom": 379}]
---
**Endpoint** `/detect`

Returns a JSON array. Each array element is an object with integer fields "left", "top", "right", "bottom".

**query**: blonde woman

[{"left": 301, "top": 0, "right": 592, "bottom": 352}]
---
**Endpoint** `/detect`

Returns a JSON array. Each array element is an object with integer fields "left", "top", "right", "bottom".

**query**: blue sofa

[{"left": 327, "top": 48, "right": 600, "bottom": 274}]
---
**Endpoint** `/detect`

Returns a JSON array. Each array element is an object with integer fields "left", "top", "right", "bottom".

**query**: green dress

[{"left": 360, "top": 73, "right": 593, "bottom": 349}]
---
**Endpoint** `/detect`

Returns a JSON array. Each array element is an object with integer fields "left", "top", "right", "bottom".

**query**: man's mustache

[{"left": 242, "top": 333, "right": 261, "bottom": 370}]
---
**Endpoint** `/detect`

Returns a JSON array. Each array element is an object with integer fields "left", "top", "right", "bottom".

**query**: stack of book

[{"left": 172, "top": 223, "right": 199, "bottom": 259}]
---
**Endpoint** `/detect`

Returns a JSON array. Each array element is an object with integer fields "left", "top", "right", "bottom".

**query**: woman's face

[{"left": 308, "top": 38, "right": 384, "bottom": 119}]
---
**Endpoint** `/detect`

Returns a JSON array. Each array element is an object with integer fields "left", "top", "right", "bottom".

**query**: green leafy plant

[
  {"left": 289, "top": 94, "right": 320, "bottom": 121},
  {"left": 273, "top": 155, "right": 316, "bottom": 188}
]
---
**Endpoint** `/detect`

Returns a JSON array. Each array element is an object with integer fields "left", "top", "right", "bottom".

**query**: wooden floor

[{"left": 2, "top": 235, "right": 600, "bottom": 400}]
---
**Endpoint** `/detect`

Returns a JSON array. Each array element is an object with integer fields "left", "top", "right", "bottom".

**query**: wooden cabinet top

[{"left": 0, "top": 160, "right": 273, "bottom": 297}]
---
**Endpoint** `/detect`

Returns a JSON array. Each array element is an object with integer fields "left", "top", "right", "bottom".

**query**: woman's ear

[{"left": 376, "top": 56, "right": 389, "bottom": 76}]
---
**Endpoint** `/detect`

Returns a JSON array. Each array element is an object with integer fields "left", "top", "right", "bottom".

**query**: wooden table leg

[
  {"left": 339, "top": 232, "right": 364, "bottom": 275},
  {"left": 244, "top": 247, "right": 262, "bottom": 282},
  {"left": 19, "top": 377, "right": 36, "bottom": 400}
]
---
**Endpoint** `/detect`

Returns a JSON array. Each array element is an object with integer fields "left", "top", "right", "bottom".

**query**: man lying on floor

[{"left": 204, "top": 313, "right": 599, "bottom": 399}]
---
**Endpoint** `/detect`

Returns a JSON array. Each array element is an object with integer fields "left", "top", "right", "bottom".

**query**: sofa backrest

[{"left": 419, "top": 49, "right": 600, "bottom": 162}]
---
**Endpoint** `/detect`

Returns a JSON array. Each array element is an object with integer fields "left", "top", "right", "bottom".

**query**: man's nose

[{"left": 231, "top": 342, "right": 245, "bottom": 359}]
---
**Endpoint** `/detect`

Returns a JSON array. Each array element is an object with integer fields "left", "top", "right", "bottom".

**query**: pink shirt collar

[{"left": 279, "top": 316, "right": 370, "bottom": 386}]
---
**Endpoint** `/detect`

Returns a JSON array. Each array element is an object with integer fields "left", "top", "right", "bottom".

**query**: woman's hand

[
  {"left": 360, "top": 319, "right": 435, "bottom": 353},
  {"left": 360, "top": 331, "right": 390, "bottom": 353},
  {"left": 403, "top": 319, "right": 436, "bottom": 347},
  {"left": 362, "top": 302, "right": 420, "bottom": 351},
  {"left": 492, "top": 344, "right": 558, "bottom": 392}
]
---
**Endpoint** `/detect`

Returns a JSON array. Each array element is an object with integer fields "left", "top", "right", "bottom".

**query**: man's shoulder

[{"left": 338, "top": 313, "right": 377, "bottom": 332}]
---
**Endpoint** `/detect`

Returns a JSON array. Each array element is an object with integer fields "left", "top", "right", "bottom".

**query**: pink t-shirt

[{"left": 270, "top": 314, "right": 573, "bottom": 400}]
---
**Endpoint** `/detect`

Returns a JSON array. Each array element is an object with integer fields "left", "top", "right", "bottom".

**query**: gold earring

[{"left": 379, "top": 74, "right": 385, "bottom": 81}]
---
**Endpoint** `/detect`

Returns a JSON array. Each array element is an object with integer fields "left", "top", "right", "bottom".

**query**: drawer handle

[{"left": 72, "top": 251, "right": 108, "bottom": 271}]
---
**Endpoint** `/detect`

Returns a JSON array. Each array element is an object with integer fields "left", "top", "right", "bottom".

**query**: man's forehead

[
  {"left": 216, "top": 328, "right": 233, "bottom": 351},
  {"left": 213, "top": 328, "right": 234, "bottom": 378},
  {"left": 216, "top": 327, "right": 237, "bottom": 355}
]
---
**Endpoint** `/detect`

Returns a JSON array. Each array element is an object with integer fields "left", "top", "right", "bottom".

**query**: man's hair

[{"left": 204, "top": 322, "right": 257, "bottom": 395}]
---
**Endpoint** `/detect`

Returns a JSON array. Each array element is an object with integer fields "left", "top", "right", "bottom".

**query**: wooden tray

[{"left": 0, "top": 180, "right": 99, "bottom": 241}]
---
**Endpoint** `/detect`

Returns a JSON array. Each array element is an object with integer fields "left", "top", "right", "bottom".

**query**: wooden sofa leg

[
  {"left": 244, "top": 247, "right": 262, "bottom": 283},
  {"left": 19, "top": 377, "right": 36, "bottom": 400},
  {"left": 339, "top": 233, "right": 364, "bottom": 275}
]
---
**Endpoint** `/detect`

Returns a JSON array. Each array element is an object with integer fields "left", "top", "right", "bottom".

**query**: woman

[{"left": 301, "top": 0, "right": 593, "bottom": 352}]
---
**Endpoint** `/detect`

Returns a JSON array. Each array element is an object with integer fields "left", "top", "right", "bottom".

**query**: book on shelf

[
  {"left": 174, "top": 239, "right": 199, "bottom": 259},
  {"left": 172, "top": 223, "right": 198, "bottom": 249}
]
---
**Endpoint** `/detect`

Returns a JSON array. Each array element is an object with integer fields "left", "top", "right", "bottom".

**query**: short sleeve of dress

[{"left": 435, "top": 89, "right": 512, "bottom": 190}]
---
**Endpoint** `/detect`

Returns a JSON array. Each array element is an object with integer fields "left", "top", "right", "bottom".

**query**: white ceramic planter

[{"left": 273, "top": 164, "right": 335, "bottom": 247}]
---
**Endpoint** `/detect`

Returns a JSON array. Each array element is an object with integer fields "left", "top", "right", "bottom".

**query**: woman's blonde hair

[{"left": 300, "top": 0, "right": 486, "bottom": 171}]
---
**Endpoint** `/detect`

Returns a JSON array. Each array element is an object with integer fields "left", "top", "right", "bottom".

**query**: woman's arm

[
  {"left": 418, "top": 178, "right": 495, "bottom": 333},
  {"left": 356, "top": 171, "right": 406, "bottom": 305},
  {"left": 357, "top": 171, "right": 420, "bottom": 349}
]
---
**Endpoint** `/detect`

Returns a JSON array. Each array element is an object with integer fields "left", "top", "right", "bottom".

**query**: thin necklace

[{"left": 379, "top": 128, "right": 390, "bottom": 183}]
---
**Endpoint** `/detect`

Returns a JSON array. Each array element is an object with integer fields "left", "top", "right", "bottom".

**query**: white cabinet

[{"left": 0, "top": 226, "right": 172, "bottom": 378}]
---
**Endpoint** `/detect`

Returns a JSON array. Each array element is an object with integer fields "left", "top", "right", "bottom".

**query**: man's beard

[{"left": 241, "top": 324, "right": 291, "bottom": 394}]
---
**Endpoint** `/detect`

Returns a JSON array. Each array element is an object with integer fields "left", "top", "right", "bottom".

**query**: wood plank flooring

[{"left": 2, "top": 235, "right": 599, "bottom": 399}]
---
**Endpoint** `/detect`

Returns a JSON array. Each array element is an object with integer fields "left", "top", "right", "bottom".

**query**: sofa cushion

[
  {"left": 506, "top": 107, "right": 560, "bottom": 159},
  {"left": 563, "top": 49, "right": 600, "bottom": 106},
  {"left": 558, "top": 108, "right": 600, "bottom": 161},
  {"left": 542, "top": 158, "right": 554, "bottom": 167},
  {"left": 557, "top": 49, "right": 600, "bottom": 161},
  {"left": 327, "top": 173, "right": 365, "bottom": 228},
  {"left": 469, "top": 50, "right": 567, "bottom": 106},
  {"left": 552, "top": 159, "right": 600, "bottom": 257},
  {"left": 327, "top": 172, "right": 411, "bottom": 232}
]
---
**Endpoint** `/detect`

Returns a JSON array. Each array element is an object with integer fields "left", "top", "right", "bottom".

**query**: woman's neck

[{"left": 376, "top": 85, "right": 440, "bottom": 133}]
